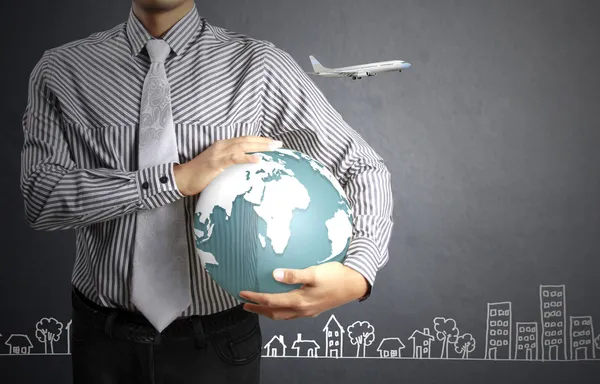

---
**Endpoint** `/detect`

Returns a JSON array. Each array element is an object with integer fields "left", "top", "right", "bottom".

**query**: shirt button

[
  {"left": 142, "top": 181, "right": 149, "bottom": 189},
  {"left": 159, "top": 176, "right": 169, "bottom": 184}
]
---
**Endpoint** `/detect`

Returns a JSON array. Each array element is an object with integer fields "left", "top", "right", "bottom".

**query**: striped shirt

[{"left": 20, "top": 5, "right": 394, "bottom": 316}]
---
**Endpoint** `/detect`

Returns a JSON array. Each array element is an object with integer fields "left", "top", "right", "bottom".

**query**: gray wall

[{"left": 2, "top": 0, "right": 600, "bottom": 383}]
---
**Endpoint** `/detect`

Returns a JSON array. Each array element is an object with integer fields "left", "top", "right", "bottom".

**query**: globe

[{"left": 193, "top": 148, "right": 353, "bottom": 303}]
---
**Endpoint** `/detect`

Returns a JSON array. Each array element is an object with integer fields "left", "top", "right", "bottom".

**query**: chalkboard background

[{"left": 2, "top": 0, "right": 599, "bottom": 383}]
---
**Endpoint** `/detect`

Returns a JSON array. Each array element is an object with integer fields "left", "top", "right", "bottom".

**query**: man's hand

[
  {"left": 173, "top": 136, "right": 283, "bottom": 196},
  {"left": 239, "top": 262, "right": 369, "bottom": 320}
]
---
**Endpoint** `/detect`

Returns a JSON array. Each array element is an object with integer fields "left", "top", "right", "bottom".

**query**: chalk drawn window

[
  {"left": 490, "top": 309, "right": 497, "bottom": 316},
  {"left": 518, "top": 344, "right": 524, "bottom": 350},
  {"left": 328, "top": 331, "right": 332, "bottom": 337},
  {"left": 543, "top": 291, "right": 549, "bottom": 297},
  {"left": 335, "top": 331, "right": 339, "bottom": 337},
  {"left": 490, "top": 320, "right": 496, "bottom": 326},
  {"left": 335, "top": 341, "right": 339, "bottom": 346},
  {"left": 551, "top": 291, "right": 556, "bottom": 297},
  {"left": 545, "top": 340, "right": 550, "bottom": 346},
  {"left": 558, "top": 339, "right": 562, "bottom": 344},
  {"left": 491, "top": 330, "right": 496, "bottom": 336},
  {"left": 556, "top": 311, "right": 562, "bottom": 316},
  {"left": 557, "top": 291, "right": 563, "bottom": 297}
]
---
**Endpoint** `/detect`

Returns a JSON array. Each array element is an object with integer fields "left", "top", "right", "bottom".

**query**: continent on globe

[{"left": 193, "top": 148, "right": 353, "bottom": 302}]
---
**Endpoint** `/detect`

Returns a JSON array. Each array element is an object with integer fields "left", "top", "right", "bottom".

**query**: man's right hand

[{"left": 173, "top": 136, "right": 283, "bottom": 196}]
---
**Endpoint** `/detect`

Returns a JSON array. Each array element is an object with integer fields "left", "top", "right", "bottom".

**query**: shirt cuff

[
  {"left": 343, "top": 236, "right": 381, "bottom": 302},
  {"left": 135, "top": 162, "right": 185, "bottom": 210}
]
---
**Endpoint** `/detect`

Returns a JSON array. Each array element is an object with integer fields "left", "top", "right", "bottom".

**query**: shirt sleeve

[
  {"left": 20, "top": 50, "right": 184, "bottom": 231},
  {"left": 260, "top": 46, "right": 394, "bottom": 301}
]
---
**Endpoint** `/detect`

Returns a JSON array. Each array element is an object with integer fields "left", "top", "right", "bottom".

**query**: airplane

[{"left": 307, "top": 55, "right": 411, "bottom": 80}]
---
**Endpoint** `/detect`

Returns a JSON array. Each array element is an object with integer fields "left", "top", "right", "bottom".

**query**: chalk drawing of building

[
  {"left": 323, "top": 314, "right": 344, "bottom": 358},
  {"left": 485, "top": 302, "right": 512, "bottom": 359},
  {"left": 570, "top": 316, "right": 596, "bottom": 360},
  {"left": 263, "top": 335, "right": 287, "bottom": 357},
  {"left": 376, "top": 337, "right": 405, "bottom": 358},
  {"left": 409, "top": 328, "right": 435, "bottom": 358},
  {"left": 291, "top": 333, "right": 320, "bottom": 357},
  {"left": 5, "top": 334, "right": 34, "bottom": 355},
  {"left": 65, "top": 320, "right": 72, "bottom": 354},
  {"left": 539, "top": 285, "right": 567, "bottom": 361},
  {"left": 515, "top": 322, "right": 538, "bottom": 360}
]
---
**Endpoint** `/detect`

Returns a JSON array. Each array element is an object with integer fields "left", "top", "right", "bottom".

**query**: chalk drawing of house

[
  {"left": 5, "top": 334, "right": 34, "bottom": 355},
  {"left": 323, "top": 314, "right": 345, "bottom": 358},
  {"left": 376, "top": 337, "right": 405, "bottom": 358},
  {"left": 263, "top": 335, "right": 287, "bottom": 357},
  {"left": 409, "top": 328, "right": 435, "bottom": 359},
  {"left": 291, "top": 333, "right": 321, "bottom": 357}
]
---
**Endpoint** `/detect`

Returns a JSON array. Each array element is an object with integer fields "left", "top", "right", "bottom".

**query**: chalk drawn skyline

[{"left": 0, "top": 284, "right": 598, "bottom": 362}]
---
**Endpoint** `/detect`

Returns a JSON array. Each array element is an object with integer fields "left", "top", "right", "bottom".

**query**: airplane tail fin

[{"left": 309, "top": 55, "right": 329, "bottom": 73}]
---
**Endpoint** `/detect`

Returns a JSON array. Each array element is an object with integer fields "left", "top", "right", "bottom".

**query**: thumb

[{"left": 273, "top": 268, "right": 314, "bottom": 285}]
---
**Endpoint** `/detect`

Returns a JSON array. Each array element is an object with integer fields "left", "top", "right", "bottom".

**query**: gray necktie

[{"left": 131, "top": 39, "right": 191, "bottom": 332}]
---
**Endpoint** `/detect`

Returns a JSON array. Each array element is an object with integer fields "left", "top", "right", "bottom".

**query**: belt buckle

[{"left": 123, "top": 322, "right": 158, "bottom": 344}]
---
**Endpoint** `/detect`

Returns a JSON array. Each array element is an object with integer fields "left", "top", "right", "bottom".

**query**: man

[{"left": 20, "top": 0, "right": 393, "bottom": 382}]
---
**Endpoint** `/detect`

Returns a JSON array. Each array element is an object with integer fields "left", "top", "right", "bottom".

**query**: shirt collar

[{"left": 126, "top": 4, "right": 202, "bottom": 58}]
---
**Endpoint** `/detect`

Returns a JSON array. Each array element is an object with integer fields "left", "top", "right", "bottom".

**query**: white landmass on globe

[
  {"left": 320, "top": 209, "right": 353, "bottom": 263},
  {"left": 277, "top": 148, "right": 353, "bottom": 217},
  {"left": 194, "top": 149, "right": 352, "bottom": 267},
  {"left": 196, "top": 248, "right": 219, "bottom": 268}
]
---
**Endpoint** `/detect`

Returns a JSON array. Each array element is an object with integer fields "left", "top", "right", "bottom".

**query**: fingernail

[
  {"left": 269, "top": 140, "right": 283, "bottom": 150},
  {"left": 273, "top": 269, "right": 285, "bottom": 281}
]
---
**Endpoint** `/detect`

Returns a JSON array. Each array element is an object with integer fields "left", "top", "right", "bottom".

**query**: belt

[{"left": 71, "top": 286, "right": 250, "bottom": 345}]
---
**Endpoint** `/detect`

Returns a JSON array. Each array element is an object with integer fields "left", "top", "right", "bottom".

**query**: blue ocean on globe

[{"left": 193, "top": 148, "right": 353, "bottom": 303}]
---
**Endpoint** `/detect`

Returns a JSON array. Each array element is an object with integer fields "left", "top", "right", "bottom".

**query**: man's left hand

[{"left": 239, "top": 261, "right": 369, "bottom": 320}]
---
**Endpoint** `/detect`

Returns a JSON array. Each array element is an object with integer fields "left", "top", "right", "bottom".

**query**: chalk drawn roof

[
  {"left": 264, "top": 335, "right": 286, "bottom": 349},
  {"left": 376, "top": 337, "right": 406, "bottom": 351},
  {"left": 409, "top": 329, "right": 435, "bottom": 342},
  {"left": 4, "top": 334, "right": 34, "bottom": 347},
  {"left": 322, "top": 314, "right": 345, "bottom": 333},
  {"left": 292, "top": 339, "right": 321, "bottom": 350}
]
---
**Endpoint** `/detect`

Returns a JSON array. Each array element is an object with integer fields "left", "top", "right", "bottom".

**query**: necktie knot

[{"left": 146, "top": 39, "right": 171, "bottom": 63}]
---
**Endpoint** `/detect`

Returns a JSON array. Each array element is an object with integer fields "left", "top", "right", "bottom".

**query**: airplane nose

[{"left": 402, "top": 62, "right": 411, "bottom": 69}]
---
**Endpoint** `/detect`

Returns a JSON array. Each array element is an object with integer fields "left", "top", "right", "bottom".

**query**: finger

[
  {"left": 243, "top": 304, "right": 299, "bottom": 320},
  {"left": 239, "top": 290, "right": 301, "bottom": 308},
  {"left": 220, "top": 152, "right": 262, "bottom": 167},
  {"left": 273, "top": 267, "right": 317, "bottom": 286},
  {"left": 223, "top": 135, "right": 281, "bottom": 148},
  {"left": 227, "top": 140, "right": 283, "bottom": 156}
]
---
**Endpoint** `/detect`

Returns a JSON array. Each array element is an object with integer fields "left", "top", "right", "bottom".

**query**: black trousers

[{"left": 70, "top": 286, "right": 262, "bottom": 384}]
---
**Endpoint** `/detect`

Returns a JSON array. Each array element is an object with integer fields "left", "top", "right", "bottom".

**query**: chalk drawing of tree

[
  {"left": 433, "top": 317, "right": 459, "bottom": 358},
  {"left": 454, "top": 333, "right": 476, "bottom": 358},
  {"left": 347, "top": 321, "right": 375, "bottom": 357},
  {"left": 35, "top": 317, "right": 64, "bottom": 354}
]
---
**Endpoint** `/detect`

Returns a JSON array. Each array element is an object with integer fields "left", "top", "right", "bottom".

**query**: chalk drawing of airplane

[{"left": 307, "top": 55, "right": 411, "bottom": 80}]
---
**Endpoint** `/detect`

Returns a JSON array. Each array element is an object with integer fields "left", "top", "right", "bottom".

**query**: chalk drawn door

[{"left": 575, "top": 347, "right": 587, "bottom": 360}]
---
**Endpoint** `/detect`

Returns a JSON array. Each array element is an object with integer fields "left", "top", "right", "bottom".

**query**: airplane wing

[{"left": 338, "top": 71, "right": 367, "bottom": 78}]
